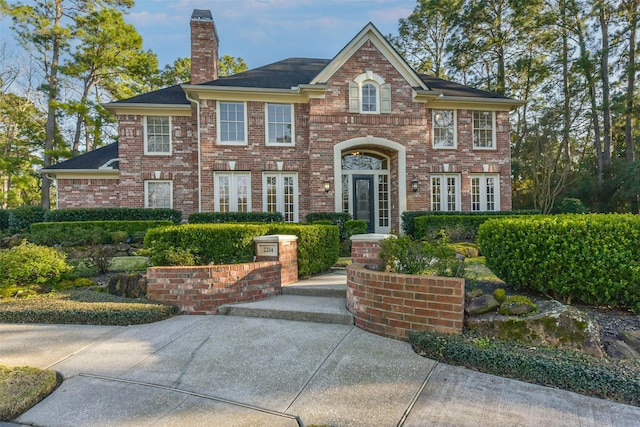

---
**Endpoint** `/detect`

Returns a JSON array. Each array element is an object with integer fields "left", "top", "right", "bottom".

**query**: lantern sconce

[
  {"left": 324, "top": 182, "right": 331, "bottom": 193},
  {"left": 411, "top": 176, "right": 419, "bottom": 192}
]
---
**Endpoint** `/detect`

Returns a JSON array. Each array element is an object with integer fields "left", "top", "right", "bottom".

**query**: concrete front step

[
  {"left": 282, "top": 284, "right": 346, "bottom": 298},
  {"left": 218, "top": 295, "right": 354, "bottom": 325}
]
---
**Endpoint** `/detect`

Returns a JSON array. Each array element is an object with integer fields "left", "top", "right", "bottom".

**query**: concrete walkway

[{"left": 1, "top": 273, "right": 639, "bottom": 426}]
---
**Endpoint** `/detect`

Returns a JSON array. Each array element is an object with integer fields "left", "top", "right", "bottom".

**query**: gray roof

[
  {"left": 42, "top": 142, "right": 119, "bottom": 171},
  {"left": 113, "top": 58, "right": 512, "bottom": 105}
]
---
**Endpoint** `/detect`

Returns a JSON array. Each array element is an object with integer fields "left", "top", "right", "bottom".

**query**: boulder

[
  {"left": 498, "top": 296, "right": 537, "bottom": 316},
  {"left": 107, "top": 273, "right": 147, "bottom": 298},
  {"left": 465, "top": 288, "right": 484, "bottom": 301},
  {"left": 465, "top": 299, "right": 603, "bottom": 357},
  {"left": 605, "top": 339, "right": 640, "bottom": 359},
  {"left": 115, "top": 243, "right": 131, "bottom": 253},
  {"left": 465, "top": 294, "right": 500, "bottom": 315},
  {"left": 620, "top": 330, "right": 640, "bottom": 354}
]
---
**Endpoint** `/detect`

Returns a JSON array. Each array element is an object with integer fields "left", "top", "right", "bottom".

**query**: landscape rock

[
  {"left": 465, "top": 288, "right": 484, "bottom": 301},
  {"left": 465, "top": 294, "right": 500, "bottom": 315},
  {"left": 620, "top": 330, "right": 640, "bottom": 354},
  {"left": 107, "top": 273, "right": 147, "bottom": 298},
  {"left": 465, "top": 299, "right": 603, "bottom": 357},
  {"left": 604, "top": 339, "right": 640, "bottom": 359},
  {"left": 115, "top": 243, "right": 131, "bottom": 253},
  {"left": 498, "top": 296, "right": 537, "bottom": 316}
]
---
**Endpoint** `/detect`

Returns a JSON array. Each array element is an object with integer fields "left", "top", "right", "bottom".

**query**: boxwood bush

[
  {"left": 43, "top": 208, "right": 182, "bottom": 224},
  {"left": 306, "top": 212, "right": 352, "bottom": 239},
  {"left": 188, "top": 211, "right": 283, "bottom": 223},
  {"left": 478, "top": 214, "right": 640, "bottom": 307},
  {"left": 402, "top": 210, "right": 540, "bottom": 239},
  {"left": 29, "top": 220, "right": 173, "bottom": 246},
  {"left": 268, "top": 224, "right": 340, "bottom": 276},
  {"left": 410, "top": 330, "right": 640, "bottom": 406},
  {"left": 8, "top": 205, "right": 47, "bottom": 233},
  {"left": 143, "top": 224, "right": 270, "bottom": 265},
  {"left": 143, "top": 223, "right": 340, "bottom": 276}
]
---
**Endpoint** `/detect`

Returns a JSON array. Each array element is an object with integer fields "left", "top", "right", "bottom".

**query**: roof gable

[{"left": 310, "top": 23, "right": 427, "bottom": 90}]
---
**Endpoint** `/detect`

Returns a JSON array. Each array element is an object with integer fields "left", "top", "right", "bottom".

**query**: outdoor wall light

[
  {"left": 411, "top": 177, "right": 419, "bottom": 192},
  {"left": 324, "top": 182, "right": 331, "bottom": 192}
]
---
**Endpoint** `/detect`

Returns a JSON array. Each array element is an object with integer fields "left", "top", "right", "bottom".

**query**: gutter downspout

[{"left": 185, "top": 92, "right": 202, "bottom": 212}]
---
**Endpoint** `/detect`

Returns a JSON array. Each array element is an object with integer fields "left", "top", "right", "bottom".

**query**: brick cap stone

[
  {"left": 254, "top": 234, "right": 298, "bottom": 243},
  {"left": 350, "top": 233, "right": 396, "bottom": 243}
]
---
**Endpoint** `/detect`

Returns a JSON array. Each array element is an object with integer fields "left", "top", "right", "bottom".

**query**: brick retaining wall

[{"left": 347, "top": 234, "right": 464, "bottom": 341}]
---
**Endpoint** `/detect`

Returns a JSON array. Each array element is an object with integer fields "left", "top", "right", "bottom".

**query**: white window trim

[
  {"left": 350, "top": 71, "right": 391, "bottom": 114},
  {"left": 265, "top": 103, "right": 295, "bottom": 146},
  {"left": 430, "top": 174, "right": 461, "bottom": 212},
  {"left": 144, "top": 180, "right": 173, "bottom": 209},
  {"left": 214, "top": 172, "right": 252, "bottom": 212},
  {"left": 143, "top": 116, "right": 172, "bottom": 156},
  {"left": 262, "top": 172, "right": 299, "bottom": 223},
  {"left": 472, "top": 110, "right": 497, "bottom": 150},
  {"left": 432, "top": 109, "right": 457, "bottom": 149},
  {"left": 217, "top": 101, "right": 248, "bottom": 145},
  {"left": 471, "top": 174, "right": 501, "bottom": 212}
]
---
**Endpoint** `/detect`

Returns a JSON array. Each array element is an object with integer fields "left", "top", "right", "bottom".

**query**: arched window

[{"left": 349, "top": 72, "right": 391, "bottom": 114}]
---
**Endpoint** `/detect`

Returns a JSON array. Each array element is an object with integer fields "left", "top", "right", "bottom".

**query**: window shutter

[
  {"left": 349, "top": 82, "right": 360, "bottom": 112},
  {"left": 381, "top": 83, "right": 392, "bottom": 113}
]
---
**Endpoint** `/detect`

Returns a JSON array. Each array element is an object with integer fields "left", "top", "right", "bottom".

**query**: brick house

[{"left": 41, "top": 9, "right": 523, "bottom": 233}]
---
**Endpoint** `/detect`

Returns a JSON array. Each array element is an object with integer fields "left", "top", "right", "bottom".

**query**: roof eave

[
  {"left": 39, "top": 168, "right": 120, "bottom": 178},
  {"left": 102, "top": 102, "right": 192, "bottom": 115},
  {"left": 182, "top": 84, "right": 326, "bottom": 102},
  {"left": 428, "top": 96, "right": 526, "bottom": 110}
]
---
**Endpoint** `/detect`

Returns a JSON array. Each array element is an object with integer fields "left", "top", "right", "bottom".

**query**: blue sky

[{"left": 127, "top": 0, "right": 415, "bottom": 69}]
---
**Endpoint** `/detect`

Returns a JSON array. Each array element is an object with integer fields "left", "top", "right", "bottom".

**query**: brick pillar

[
  {"left": 350, "top": 234, "right": 395, "bottom": 270},
  {"left": 254, "top": 235, "right": 298, "bottom": 285}
]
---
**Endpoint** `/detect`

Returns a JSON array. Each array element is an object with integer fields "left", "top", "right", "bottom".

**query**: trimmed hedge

[
  {"left": 345, "top": 220, "right": 367, "bottom": 237},
  {"left": 268, "top": 224, "right": 340, "bottom": 276},
  {"left": 478, "top": 214, "right": 640, "bottom": 307},
  {"left": 29, "top": 220, "right": 173, "bottom": 246},
  {"left": 143, "top": 223, "right": 340, "bottom": 276},
  {"left": 144, "top": 223, "right": 269, "bottom": 265},
  {"left": 0, "top": 210, "right": 9, "bottom": 231},
  {"left": 414, "top": 215, "right": 491, "bottom": 241},
  {"left": 306, "top": 212, "right": 352, "bottom": 239},
  {"left": 8, "top": 206, "right": 47, "bottom": 233},
  {"left": 188, "top": 211, "right": 283, "bottom": 224},
  {"left": 402, "top": 210, "right": 540, "bottom": 239},
  {"left": 43, "top": 208, "right": 182, "bottom": 224},
  {"left": 410, "top": 330, "right": 640, "bottom": 406}
]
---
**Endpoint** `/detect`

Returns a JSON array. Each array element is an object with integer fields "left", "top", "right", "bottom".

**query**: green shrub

[
  {"left": 555, "top": 197, "right": 588, "bottom": 214},
  {"left": 305, "top": 212, "right": 352, "bottom": 240},
  {"left": 43, "top": 208, "right": 182, "bottom": 224},
  {"left": 143, "top": 223, "right": 270, "bottom": 265},
  {"left": 402, "top": 210, "right": 540, "bottom": 239},
  {"left": 8, "top": 206, "right": 47, "bottom": 233},
  {"left": 493, "top": 288, "right": 507, "bottom": 303},
  {"left": 84, "top": 246, "right": 114, "bottom": 274},
  {"left": 188, "top": 211, "right": 283, "bottom": 224},
  {"left": 0, "top": 210, "right": 10, "bottom": 231},
  {"left": 0, "top": 242, "right": 72, "bottom": 289},
  {"left": 267, "top": 224, "right": 340, "bottom": 276},
  {"left": 410, "top": 330, "right": 640, "bottom": 406},
  {"left": 29, "top": 220, "right": 173, "bottom": 246},
  {"left": 379, "top": 235, "right": 459, "bottom": 276},
  {"left": 478, "top": 214, "right": 640, "bottom": 307},
  {"left": 345, "top": 220, "right": 367, "bottom": 237}
]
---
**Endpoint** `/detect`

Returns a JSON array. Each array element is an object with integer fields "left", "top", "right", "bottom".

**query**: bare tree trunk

[
  {"left": 625, "top": 0, "right": 638, "bottom": 162},
  {"left": 561, "top": 0, "right": 571, "bottom": 165},
  {"left": 42, "top": 0, "right": 64, "bottom": 210},
  {"left": 599, "top": 1, "right": 612, "bottom": 167}
]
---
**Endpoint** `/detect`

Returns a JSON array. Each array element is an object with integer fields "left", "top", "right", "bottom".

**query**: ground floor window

[
  {"left": 215, "top": 172, "right": 251, "bottom": 212},
  {"left": 145, "top": 180, "right": 172, "bottom": 209},
  {"left": 471, "top": 174, "right": 500, "bottom": 211},
  {"left": 263, "top": 173, "right": 298, "bottom": 222},
  {"left": 431, "top": 174, "right": 460, "bottom": 211}
]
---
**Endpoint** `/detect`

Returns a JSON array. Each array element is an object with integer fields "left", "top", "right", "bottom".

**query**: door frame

[{"left": 353, "top": 175, "right": 375, "bottom": 233}]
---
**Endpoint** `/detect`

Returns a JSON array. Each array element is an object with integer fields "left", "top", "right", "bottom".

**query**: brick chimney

[{"left": 190, "top": 9, "right": 219, "bottom": 84}]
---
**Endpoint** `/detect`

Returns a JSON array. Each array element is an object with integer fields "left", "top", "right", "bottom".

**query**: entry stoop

[{"left": 218, "top": 271, "right": 353, "bottom": 325}]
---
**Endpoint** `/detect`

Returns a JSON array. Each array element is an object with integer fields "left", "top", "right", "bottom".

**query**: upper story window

[
  {"left": 349, "top": 71, "right": 391, "bottom": 114},
  {"left": 433, "top": 110, "right": 456, "bottom": 149},
  {"left": 218, "top": 101, "right": 247, "bottom": 145},
  {"left": 144, "top": 116, "right": 171, "bottom": 155},
  {"left": 473, "top": 111, "right": 496, "bottom": 149},
  {"left": 266, "top": 103, "right": 294, "bottom": 145}
]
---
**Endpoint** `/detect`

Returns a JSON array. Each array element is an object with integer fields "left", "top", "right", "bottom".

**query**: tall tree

[
  {"left": 0, "top": 0, "right": 134, "bottom": 208},
  {"left": 389, "top": 0, "right": 461, "bottom": 77}
]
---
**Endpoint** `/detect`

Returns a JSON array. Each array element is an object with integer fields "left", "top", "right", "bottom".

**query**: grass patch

[
  {"left": 0, "top": 365, "right": 60, "bottom": 421},
  {"left": 0, "top": 289, "right": 178, "bottom": 325},
  {"left": 109, "top": 256, "right": 149, "bottom": 271}
]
